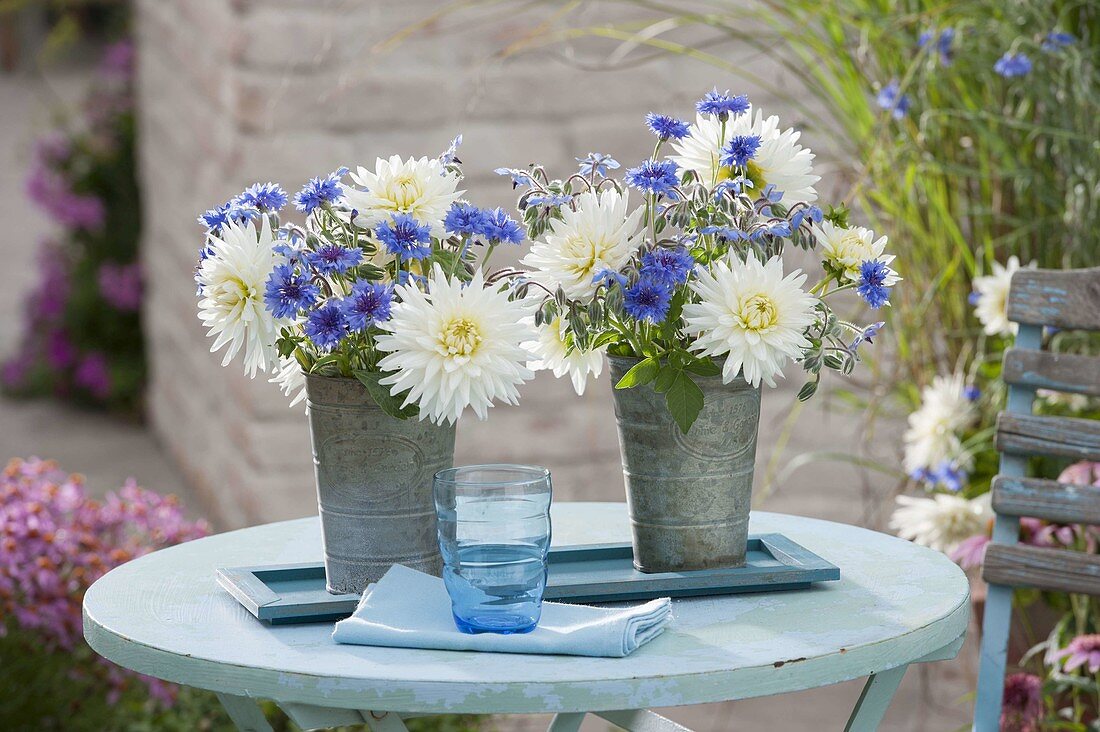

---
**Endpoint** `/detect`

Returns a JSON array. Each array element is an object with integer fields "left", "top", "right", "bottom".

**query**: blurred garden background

[{"left": 0, "top": 1, "right": 1095, "bottom": 730}]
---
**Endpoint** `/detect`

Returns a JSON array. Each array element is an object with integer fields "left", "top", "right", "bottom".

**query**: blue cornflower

[
  {"left": 994, "top": 52, "right": 1032, "bottom": 78},
  {"left": 235, "top": 182, "right": 288, "bottom": 212},
  {"left": 527, "top": 193, "right": 572, "bottom": 207},
  {"left": 1042, "top": 32, "right": 1075, "bottom": 52},
  {"left": 644, "top": 113, "right": 690, "bottom": 141},
  {"left": 306, "top": 243, "right": 364, "bottom": 274},
  {"left": 264, "top": 264, "right": 319, "bottom": 319},
  {"left": 444, "top": 202, "right": 490, "bottom": 237},
  {"left": 964, "top": 385, "right": 981, "bottom": 401},
  {"left": 197, "top": 201, "right": 258, "bottom": 233},
  {"left": 849, "top": 321, "right": 885, "bottom": 353},
  {"left": 856, "top": 260, "right": 892, "bottom": 309},
  {"left": 494, "top": 168, "right": 532, "bottom": 187},
  {"left": 968, "top": 291, "right": 982, "bottom": 306},
  {"left": 576, "top": 153, "right": 620, "bottom": 178},
  {"left": 624, "top": 160, "right": 680, "bottom": 197},
  {"left": 592, "top": 269, "right": 627, "bottom": 290},
  {"left": 695, "top": 88, "right": 750, "bottom": 119},
  {"left": 304, "top": 302, "right": 349, "bottom": 351},
  {"left": 624, "top": 278, "right": 672, "bottom": 323},
  {"left": 343, "top": 281, "right": 393, "bottom": 332},
  {"left": 641, "top": 247, "right": 694, "bottom": 287},
  {"left": 929, "top": 462, "right": 967, "bottom": 492},
  {"left": 720, "top": 135, "right": 762, "bottom": 167},
  {"left": 294, "top": 169, "right": 346, "bottom": 214},
  {"left": 377, "top": 214, "right": 433, "bottom": 260},
  {"left": 439, "top": 134, "right": 463, "bottom": 165},
  {"left": 479, "top": 207, "right": 524, "bottom": 244},
  {"left": 918, "top": 28, "right": 954, "bottom": 66},
  {"left": 876, "top": 80, "right": 911, "bottom": 120}
]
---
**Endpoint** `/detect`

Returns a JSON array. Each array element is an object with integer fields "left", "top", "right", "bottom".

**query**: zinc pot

[
  {"left": 305, "top": 374, "right": 455, "bottom": 595},
  {"left": 608, "top": 356, "right": 762, "bottom": 573}
]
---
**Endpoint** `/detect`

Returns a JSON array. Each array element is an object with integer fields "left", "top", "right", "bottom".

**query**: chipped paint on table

[{"left": 83, "top": 503, "right": 969, "bottom": 717}]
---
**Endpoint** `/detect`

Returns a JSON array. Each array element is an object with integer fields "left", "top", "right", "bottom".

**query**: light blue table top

[{"left": 82, "top": 503, "right": 969, "bottom": 714}]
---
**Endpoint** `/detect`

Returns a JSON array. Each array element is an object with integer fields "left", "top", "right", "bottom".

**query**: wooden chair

[{"left": 973, "top": 266, "right": 1100, "bottom": 731}]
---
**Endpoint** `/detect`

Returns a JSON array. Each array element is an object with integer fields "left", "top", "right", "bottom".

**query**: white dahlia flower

[
  {"left": 196, "top": 216, "right": 283, "bottom": 377},
  {"left": 523, "top": 317, "right": 605, "bottom": 396},
  {"left": 343, "top": 155, "right": 463, "bottom": 235},
  {"left": 812, "top": 220, "right": 901, "bottom": 285},
  {"left": 375, "top": 266, "right": 536, "bottom": 425},
  {"left": 270, "top": 354, "right": 307, "bottom": 409},
  {"left": 972, "top": 255, "right": 1036, "bottom": 337},
  {"left": 683, "top": 252, "right": 818, "bottom": 388},
  {"left": 889, "top": 492, "right": 991, "bottom": 554},
  {"left": 522, "top": 189, "right": 644, "bottom": 300},
  {"left": 902, "top": 373, "right": 977, "bottom": 475},
  {"left": 670, "top": 110, "right": 819, "bottom": 207}
]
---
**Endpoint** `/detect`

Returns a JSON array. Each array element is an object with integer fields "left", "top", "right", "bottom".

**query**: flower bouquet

[
  {"left": 194, "top": 138, "right": 536, "bottom": 593},
  {"left": 497, "top": 90, "right": 898, "bottom": 570}
]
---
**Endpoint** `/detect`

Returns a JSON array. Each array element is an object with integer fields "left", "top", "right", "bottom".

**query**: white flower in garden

[
  {"left": 670, "top": 110, "right": 819, "bottom": 207},
  {"left": 196, "top": 216, "right": 283, "bottom": 377},
  {"left": 343, "top": 155, "right": 463, "bottom": 235},
  {"left": 902, "top": 373, "right": 977, "bottom": 475},
  {"left": 375, "top": 266, "right": 536, "bottom": 425},
  {"left": 683, "top": 252, "right": 818, "bottom": 388},
  {"left": 812, "top": 220, "right": 900, "bottom": 284},
  {"left": 889, "top": 492, "right": 991, "bottom": 553},
  {"left": 523, "top": 317, "right": 605, "bottom": 396},
  {"left": 270, "top": 355, "right": 306, "bottom": 408},
  {"left": 972, "top": 255, "right": 1036, "bottom": 337},
  {"left": 522, "top": 189, "right": 644, "bottom": 299}
]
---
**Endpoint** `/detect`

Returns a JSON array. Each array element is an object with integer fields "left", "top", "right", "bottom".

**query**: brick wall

[{"left": 136, "top": 0, "right": 826, "bottom": 527}]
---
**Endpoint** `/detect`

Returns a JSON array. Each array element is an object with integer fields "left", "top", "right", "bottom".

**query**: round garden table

[{"left": 83, "top": 502, "right": 969, "bottom": 732}]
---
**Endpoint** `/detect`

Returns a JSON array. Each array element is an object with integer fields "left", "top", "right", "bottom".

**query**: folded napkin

[{"left": 332, "top": 564, "right": 671, "bottom": 657}]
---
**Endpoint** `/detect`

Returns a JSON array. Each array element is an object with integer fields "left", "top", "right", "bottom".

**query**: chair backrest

[{"left": 973, "top": 266, "right": 1100, "bottom": 731}]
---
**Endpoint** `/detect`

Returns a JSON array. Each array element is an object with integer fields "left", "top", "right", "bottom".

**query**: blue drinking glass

[{"left": 433, "top": 464, "right": 552, "bottom": 634}]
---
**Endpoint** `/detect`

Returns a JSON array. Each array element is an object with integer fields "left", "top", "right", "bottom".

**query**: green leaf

[
  {"left": 797, "top": 380, "right": 819, "bottom": 402},
  {"left": 665, "top": 371, "right": 705, "bottom": 434},
  {"left": 685, "top": 357, "right": 721, "bottom": 377},
  {"left": 653, "top": 365, "right": 679, "bottom": 393},
  {"left": 353, "top": 370, "right": 418, "bottom": 419},
  {"left": 615, "top": 357, "right": 659, "bottom": 389}
]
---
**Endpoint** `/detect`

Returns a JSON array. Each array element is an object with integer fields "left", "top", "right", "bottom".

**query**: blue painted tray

[{"left": 216, "top": 533, "right": 838, "bottom": 625}]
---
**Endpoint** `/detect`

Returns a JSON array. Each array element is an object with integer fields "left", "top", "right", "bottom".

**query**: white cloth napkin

[{"left": 332, "top": 564, "right": 671, "bottom": 657}]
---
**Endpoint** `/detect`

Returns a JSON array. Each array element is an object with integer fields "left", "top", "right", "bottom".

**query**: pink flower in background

[
  {"left": 0, "top": 458, "right": 209, "bottom": 705},
  {"left": 97, "top": 262, "right": 143, "bottom": 311},
  {"left": 73, "top": 352, "right": 111, "bottom": 398},
  {"left": 25, "top": 165, "right": 106, "bottom": 231},
  {"left": 949, "top": 533, "right": 990, "bottom": 569},
  {"left": 1047, "top": 634, "right": 1100, "bottom": 674},
  {"left": 99, "top": 40, "right": 135, "bottom": 81},
  {"left": 0, "top": 355, "right": 30, "bottom": 388},
  {"left": 35, "top": 131, "right": 71, "bottom": 167},
  {"left": 1000, "top": 673, "right": 1043, "bottom": 732},
  {"left": 45, "top": 329, "right": 77, "bottom": 370},
  {"left": 1058, "top": 461, "right": 1100, "bottom": 487}
]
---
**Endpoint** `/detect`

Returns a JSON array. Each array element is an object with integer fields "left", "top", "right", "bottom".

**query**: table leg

[
  {"left": 843, "top": 664, "right": 909, "bottom": 732},
  {"left": 548, "top": 713, "right": 587, "bottom": 732},
  {"left": 216, "top": 693, "right": 274, "bottom": 732}
]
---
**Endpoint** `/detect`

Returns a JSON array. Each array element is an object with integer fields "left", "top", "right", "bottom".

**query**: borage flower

[
  {"left": 683, "top": 253, "right": 817, "bottom": 387},
  {"left": 523, "top": 317, "right": 605, "bottom": 396},
  {"left": 625, "top": 160, "right": 680, "bottom": 197},
  {"left": 343, "top": 281, "right": 393, "bottom": 332},
  {"left": 624, "top": 278, "right": 673, "bottom": 323},
  {"left": 377, "top": 213, "right": 432, "bottom": 261},
  {"left": 479, "top": 207, "right": 525, "bottom": 245},
  {"left": 645, "top": 113, "right": 690, "bottom": 141},
  {"left": 375, "top": 266, "right": 535, "bottom": 425},
  {"left": 576, "top": 152, "right": 620, "bottom": 178},
  {"left": 306, "top": 243, "right": 364, "bottom": 274},
  {"left": 294, "top": 169, "right": 346, "bottom": 214}
]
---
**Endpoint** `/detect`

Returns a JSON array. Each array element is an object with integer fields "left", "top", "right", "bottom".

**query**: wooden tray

[{"left": 216, "top": 533, "right": 839, "bottom": 624}]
